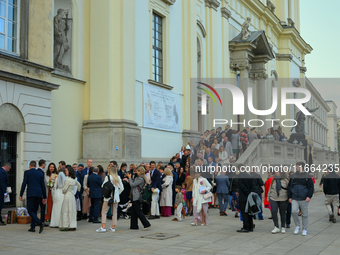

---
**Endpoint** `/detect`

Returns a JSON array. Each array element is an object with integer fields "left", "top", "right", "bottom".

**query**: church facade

[{"left": 0, "top": 0, "right": 338, "bottom": 206}]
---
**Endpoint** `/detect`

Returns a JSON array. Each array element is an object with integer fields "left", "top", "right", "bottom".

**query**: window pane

[
  {"left": 0, "top": 1, "right": 5, "bottom": 17},
  {"left": 7, "top": 20, "right": 16, "bottom": 37},
  {"left": 8, "top": 0, "right": 17, "bottom": 5},
  {"left": 7, "top": 37, "right": 16, "bottom": 52},
  {"left": 8, "top": 4, "right": 16, "bottom": 21},
  {"left": 0, "top": 33, "right": 4, "bottom": 49},
  {"left": 0, "top": 18, "right": 4, "bottom": 33}
]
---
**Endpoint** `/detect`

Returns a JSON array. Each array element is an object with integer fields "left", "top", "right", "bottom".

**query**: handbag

[{"left": 203, "top": 191, "right": 213, "bottom": 200}]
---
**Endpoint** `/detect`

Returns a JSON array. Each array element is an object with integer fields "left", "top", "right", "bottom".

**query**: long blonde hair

[{"left": 108, "top": 166, "right": 119, "bottom": 185}]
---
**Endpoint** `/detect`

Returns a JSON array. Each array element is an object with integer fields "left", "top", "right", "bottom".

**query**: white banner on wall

[{"left": 143, "top": 83, "right": 180, "bottom": 132}]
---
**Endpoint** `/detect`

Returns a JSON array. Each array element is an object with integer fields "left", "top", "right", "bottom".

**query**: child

[{"left": 172, "top": 186, "right": 183, "bottom": 222}]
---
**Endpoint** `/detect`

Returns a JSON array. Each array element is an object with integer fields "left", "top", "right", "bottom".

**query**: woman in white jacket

[
  {"left": 160, "top": 168, "right": 173, "bottom": 217},
  {"left": 191, "top": 172, "right": 212, "bottom": 226},
  {"left": 96, "top": 166, "right": 124, "bottom": 233}
]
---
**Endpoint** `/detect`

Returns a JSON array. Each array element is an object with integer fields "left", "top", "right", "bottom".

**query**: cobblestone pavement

[{"left": 0, "top": 193, "right": 339, "bottom": 255}]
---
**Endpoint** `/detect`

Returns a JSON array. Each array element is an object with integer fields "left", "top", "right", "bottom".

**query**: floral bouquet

[{"left": 47, "top": 179, "right": 55, "bottom": 188}]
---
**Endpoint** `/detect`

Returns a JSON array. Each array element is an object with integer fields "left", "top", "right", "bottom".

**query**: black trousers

[
  {"left": 27, "top": 197, "right": 42, "bottom": 230},
  {"left": 130, "top": 200, "right": 151, "bottom": 229},
  {"left": 286, "top": 202, "right": 291, "bottom": 225},
  {"left": 270, "top": 200, "right": 288, "bottom": 228},
  {"left": 239, "top": 201, "right": 253, "bottom": 231}
]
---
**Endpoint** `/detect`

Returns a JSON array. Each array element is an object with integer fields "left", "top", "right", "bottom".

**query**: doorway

[{"left": 0, "top": 131, "right": 17, "bottom": 208}]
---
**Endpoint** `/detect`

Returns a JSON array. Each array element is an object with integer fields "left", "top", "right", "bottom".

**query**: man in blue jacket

[
  {"left": 149, "top": 161, "right": 162, "bottom": 219},
  {"left": 87, "top": 167, "right": 103, "bottom": 223},
  {"left": 215, "top": 171, "right": 230, "bottom": 216},
  {"left": 288, "top": 162, "right": 314, "bottom": 236},
  {"left": 19, "top": 161, "right": 47, "bottom": 233},
  {"left": 0, "top": 163, "right": 10, "bottom": 225}
]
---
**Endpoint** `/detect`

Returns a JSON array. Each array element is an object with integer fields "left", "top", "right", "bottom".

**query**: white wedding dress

[{"left": 49, "top": 172, "right": 66, "bottom": 227}]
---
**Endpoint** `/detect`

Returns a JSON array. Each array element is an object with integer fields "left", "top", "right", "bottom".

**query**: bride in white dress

[
  {"left": 49, "top": 168, "right": 66, "bottom": 227},
  {"left": 60, "top": 165, "right": 81, "bottom": 230}
]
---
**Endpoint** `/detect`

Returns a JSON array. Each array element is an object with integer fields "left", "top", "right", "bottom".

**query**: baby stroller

[{"left": 119, "top": 201, "right": 132, "bottom": 220}]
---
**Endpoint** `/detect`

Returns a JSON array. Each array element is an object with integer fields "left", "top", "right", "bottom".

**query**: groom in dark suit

[
  {"left": 19, "top": 161, "right": 47, "bottom": 233},
  {"left": 37, "top": 159, "right": 47, "bottom": 226}
]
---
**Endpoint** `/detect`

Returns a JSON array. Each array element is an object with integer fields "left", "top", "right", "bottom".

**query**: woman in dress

[
  {"left": 96, "top": 166, "right": 124, "bottom": 233},
  {"left": 264, "top": 172, "right": 274, "bottom": 219},
  {"left": 268, "top": 171, "right": 289, "bottom": 234},
  {"left": 82, "top": 167, "right": 94, "bottom": 219},
  {"left": 191, "top": 171, "right": 212, "bottom": 226},
  {"left": 49, "top": 166, "right": 66, "bottom": 227},
  {"left": 45, "top": 163, "right": 57, "bottom": 222},
  {"left": 126, "top": 166, "right": 151, "bottom": 230},
  {"left": 119, "top": 163, "right": 131, "bottom": 207},
  {"left": 218, "top": 146, "right": 229, "bottom": 166},
  {"left": 160, "top": 168, "right": 173, "bottom": 217},
  {"left": 59, "top": 165, "right": 81, "bottom": 231}
]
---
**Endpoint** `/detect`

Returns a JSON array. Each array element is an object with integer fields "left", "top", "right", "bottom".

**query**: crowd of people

[{"left": 0, "top": 125, "right": 339, "bottom": 237}]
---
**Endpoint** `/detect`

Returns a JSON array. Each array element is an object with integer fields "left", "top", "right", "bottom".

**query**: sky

[{"left": 300, "top": 0, "right": 340, "bottom": 115}]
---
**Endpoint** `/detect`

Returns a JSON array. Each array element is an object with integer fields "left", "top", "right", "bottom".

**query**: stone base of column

[
  {"left": 81, "top": 119, "right": 141, "bottom": 165},
  {"left": 182, "top": 129, "right": 201, "bottom": 147}
]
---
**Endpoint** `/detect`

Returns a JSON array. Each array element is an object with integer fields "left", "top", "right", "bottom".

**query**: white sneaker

[
  {"left": 281, "top": 227, "right": 286, "bottom": 233},
  {"left": 302, "top": 230, "right": 307, "bottom": 236},
  {"left": 107, "top": 228, "right": 115, "bottom": 232},
  {"left": 271, "top": 227, "right": 281, "bottom": 234},
  {"left": 96, "top": 227, "right": 106, "bottom": 233},
  {"left": 294, "top": 226, "right": 300, "bottom": 235}
]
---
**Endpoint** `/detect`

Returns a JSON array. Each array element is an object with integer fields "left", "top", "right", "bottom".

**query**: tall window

[
  {"left": 0, "top": 0, "right": 19, "bottom": 53},
  {"left": 152, "top": 13, "right": 163, "bottom": 83}
]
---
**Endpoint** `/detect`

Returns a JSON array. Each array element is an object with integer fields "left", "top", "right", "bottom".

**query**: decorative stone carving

[
  {"left": 266, "top": 0, "right": 276, "bottom": 13},
  {"left": 292, "top": 78, "right": 301, "bottom": 87},
  {"left": 241, "top": 17, "right": 252, "bottom": 40},
  {"left": 221, "top": 7, "right": 231, "bottom": 20},
  {"left": 300, "top": 67, "right": 307, "bottom": 74},
  {"left": 161, "top": 0, "right": 176, "bottom": 5},
  {"left": 287, "top": 18, "right": 295, "bottom": 27},
  {"left": 204, "top": 0, "right": 220, "bottom": 11},
  {"left": 54, "top": 9, "right": 72, "bottom": 72},
  {"left": 271, "top": 70, "right": 278, "bottom": 81},
  {"left": 230, "top": 62, "right": 251, "bottom": 71},
  {"left": 249, "top": 72, "right": 268, "bottom": 80},
  {"left": 276, "top": 54, "right": 293, "bottom": 61},
  {"left": 292, "top": 105, "right": 319, "bottom": 134}
]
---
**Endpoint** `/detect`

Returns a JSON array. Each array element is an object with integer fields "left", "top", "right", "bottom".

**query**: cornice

[
  {"left": 205, "top": 0, "right": 220, "bottom": 11},
  {"left": 161, "top": 0, "right": 176, "bottom": 5},
  {"left": 221, "top": 7, "right": 231, "bottom": 20},
  {"left": 276, "top": 54, "right": 293, "bottom": 62}
]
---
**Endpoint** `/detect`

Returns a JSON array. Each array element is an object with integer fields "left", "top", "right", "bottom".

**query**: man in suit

[
  {"left": 220, "top": 136, "right": 233, "bottom": 158},
  {"left": 37, "top": 159, "right": 48, "bottom": 227},
  {"left": 237, "top": 164, "right": 255, "bottom": 233},
  {"left": 0, "top": 163, "right": 10, "bottom": 225},
  {"left": 58, "top": 160, "right": 66, "bottom": 171},
  {"left": 250, "top": 168, "right": 264, "bottom": 220},
  {"left": 225, "top": 125, "right": 233, "bottom": 142},
  {"left": 204, "top": 148, "right": 216, "bottom": 163},
  {"left": 248, "top": 127, "right": 258, "bottom": 145},
  {"left": 207, "top": 156, "right": 216, "bottom": 168},
  {"left": 215, "top": 171, "right": 230, "bottom": 216},
  {"left": 171, "top": 164, "right": 179, "bottom": 215},
  {"left": 149, "top": 161, "right": 162, "bottom": 219},
  {"left": 19, "top": 161, "right": 46, "bottom": 233},
  {"left": 194, "top": 153, "right": 208, "bottom": 166},
  {"left": 87, "top": 167, "right": 103, "bottom": 223}
]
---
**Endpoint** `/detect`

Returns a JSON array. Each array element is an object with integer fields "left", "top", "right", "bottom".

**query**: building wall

[{"left": 326, "top": 101, "right": 338, "bottom": 152}]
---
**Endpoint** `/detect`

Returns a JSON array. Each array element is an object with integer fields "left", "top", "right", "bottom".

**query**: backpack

[{"left": 101, "top": 175, "right": 115, "bottom": 198}]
